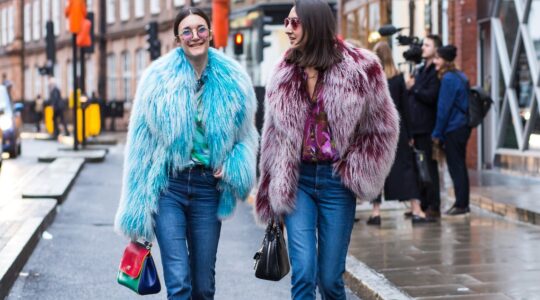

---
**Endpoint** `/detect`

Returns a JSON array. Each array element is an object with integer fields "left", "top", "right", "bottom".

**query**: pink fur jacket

[{"left": 255, "top": 41, "right": 400, "bottom": 223}]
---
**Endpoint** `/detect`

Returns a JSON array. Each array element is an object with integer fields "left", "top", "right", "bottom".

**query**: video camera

[{"left": 378, "top": 25, "right": 423, "bottom": 64}]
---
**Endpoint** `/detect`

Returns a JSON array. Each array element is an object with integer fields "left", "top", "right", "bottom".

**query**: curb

[
  {"left": 0, "top": 200, "right": 57, "bottom": 300},
  {"left": 344, "top": 255, "right": 413, "bottom": 300},
  {"left": 22, "top": 158, "right": 85, "bottom": 204}
]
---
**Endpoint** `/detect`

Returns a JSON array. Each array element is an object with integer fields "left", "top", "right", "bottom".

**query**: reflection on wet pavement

[{"left": 349, "top": 209, "right": 540, "bottom": 299}]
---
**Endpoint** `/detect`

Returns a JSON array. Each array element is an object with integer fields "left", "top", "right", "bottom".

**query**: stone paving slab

[
  {"left": 21, "top": 158, "right": 85, "bottom": 203},
  {"left": 348, "top": 207, "right": 540, "bottom": 299},
  {"left": 38, "top": 149, "right": 106, "bottom": 163},
  {"left": 57, "top": 145, "right": 109, "bottom": 153},
  {"left": 0, "top": 199, "right": 57, "bottom": 300}
]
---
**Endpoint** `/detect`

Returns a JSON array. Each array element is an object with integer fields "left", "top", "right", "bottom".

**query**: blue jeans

[
  {"left": 285, "top": 162, "right": 357, "bottom": 300},
  {"left": 154, "top": 166, "right": 222, "bottom": 300}
]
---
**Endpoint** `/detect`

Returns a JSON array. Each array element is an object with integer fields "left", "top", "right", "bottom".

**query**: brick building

[{"left": 0, "top": 0, "right": 209, "bottom": 129}]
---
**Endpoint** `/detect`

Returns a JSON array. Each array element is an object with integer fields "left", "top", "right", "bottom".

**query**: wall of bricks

[{"left": 451, "top": 0, "right": 479, "bottom": 169}]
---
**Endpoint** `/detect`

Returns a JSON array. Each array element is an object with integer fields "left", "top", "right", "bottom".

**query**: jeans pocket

[{"left": 202, "top": 171, "right": 219, "bottom": 185}]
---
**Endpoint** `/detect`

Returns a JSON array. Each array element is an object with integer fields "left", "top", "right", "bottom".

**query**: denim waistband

[{"left": 168, "top": 164, "right": 213, "bottom": 177}]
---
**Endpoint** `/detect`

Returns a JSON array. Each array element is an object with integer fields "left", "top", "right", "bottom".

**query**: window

[
  {"left": 33, "top": 0, "right": 41, "bottom": 41},
  {"left": 24, "top": 3, "right": 31, "bottom": 42},
  {"left": 122, "top": 51, "right": 132, "bottom": 101},
  {"left": 54, "top": 63, "right": 61, "bottom": 90},
  {"left": 1, "top": 8, "right": 7, "bottom": 46},
  {"left": 107, "top": 54, "right": 117, "bottom": 100},
  {"left": 7, "top": 6, "right": 14, "bottom": 43},
  {"left": 135, "top": 48, "right": 147, "bottom": 85},
  {"left": 107, "top": 0, "right": 116, "bottom": 24},
  {"left": 135, "top": 0, "right": 144, "bottom": 18},
  {"left": 174, "top": 0, "right": 185, "bottom": 7},
  {"left": 42, "top": 0, "right": 50, "bottom": 34},
  {"left": 52, "top": 0, "right": 60, "bottom": 35},
  {"left": 120, "top": 0, "right": 129, "bottom": 21},
  {"left": 86, "top": 57, "right": 94, "bottom": 95},
  {"left": 150, "top": 0, "right": 160, "bottom": 14}
]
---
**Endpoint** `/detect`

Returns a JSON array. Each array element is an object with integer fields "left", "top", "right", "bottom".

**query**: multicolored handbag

[{"left": 117, "top": 241, "right": 161, "bottom": 295}]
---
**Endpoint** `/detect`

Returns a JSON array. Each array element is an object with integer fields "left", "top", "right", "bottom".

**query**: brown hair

[
  {"left": 373, "top": 41, "right": 399, "bottom": 79},
  {"left": 173, "top": 7, "right": 211, "bottom": 40},
  {"left": 437, "top": 61, "right": 458, "bottom": 79},
  {"left": 284, "top": 0, "right": 342, "bottom": 70}
]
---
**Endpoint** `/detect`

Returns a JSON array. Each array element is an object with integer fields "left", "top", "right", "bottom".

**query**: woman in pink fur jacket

[{"left": 254, "top": 0, "right": 400, "bottom": 299}]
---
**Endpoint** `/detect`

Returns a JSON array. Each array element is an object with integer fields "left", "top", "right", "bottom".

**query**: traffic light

[
  {"left": 38, "top": 61, "right": 54, "bottom": 76},
  {"left": 76, "top": 19, "right": 92, "bottom": 48},
  {"left": 45, "top": 21, "right": 56, "bottom": 64},
  {"left": 146, "top": 21, "right": 161, "bottom": 61},
  {"left": 256, "top": 16, "right": 272, "bottom": 63},
  {"left": 64, "top": 0, "right": 87, "bottom": 34},
  {"left": 234, "top": 32, "right": 244, "bottom": 56}
]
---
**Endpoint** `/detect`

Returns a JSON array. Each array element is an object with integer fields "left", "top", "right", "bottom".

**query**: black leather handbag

[
  {"left": 253, "top": 218, "right": 290, "bottom": 281},
  {"left": 413, "top": 147, "right": 432, "bottom": 185}
]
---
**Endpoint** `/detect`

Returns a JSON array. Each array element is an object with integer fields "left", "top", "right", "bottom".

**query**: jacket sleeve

[
  {"left": 432, "top": 75, "right": 458, "bottom": 141},
  {"left": 337, "top": 59, "right": 400, "bottom": 201},
  {"left": 218, "top": 84, "right": 259, "bottom": 217},
  {"left": 412, "top": 72, "right": 440, "bottom": 107},
  {"left": 254, "top": 108, "right": 278, "bottom": 224},
  {"left": 114, "top": 70, "right": 164, "bottom": 242}
]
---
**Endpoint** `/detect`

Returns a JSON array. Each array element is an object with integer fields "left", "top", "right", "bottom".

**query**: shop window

[
  {"left": 512, "top": 41, "right": 533, "bottom": 109},
  {"left": 527, "top": 1, "right": 540, "bottom": 69},
  {"left": 527, "top": 98, "right": 540, "bottom": 151},
  {"left": 498, "top": 0, "right": 519, "bottom": 58},
  {"left": 500, "top": 95, "right": 520, "bottom": 149}
]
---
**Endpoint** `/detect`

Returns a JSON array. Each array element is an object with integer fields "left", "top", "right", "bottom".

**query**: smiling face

[
  {"left": 176, "top": 14, "right": 212, "bottom": 60},
  {"left": 285, "top": 7, "right": 304, "bottom": 50}
]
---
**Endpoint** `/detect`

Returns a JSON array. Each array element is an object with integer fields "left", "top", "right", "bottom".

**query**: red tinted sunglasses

[{"left": 284, "top": 17, "right": 301, "bottom": 30}]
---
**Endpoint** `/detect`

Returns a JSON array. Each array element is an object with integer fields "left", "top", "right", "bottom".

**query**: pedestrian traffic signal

[
  {"left": 64, "top": 0, "right": 87, "bottom": 34},
  {"left": 234, "top": 32, "right": 244, "bottom": 56},
  {"left": 45, "top": 21, "right": 56, "bottom": 64},
  {"left": 146, "top": 21, "right": 161, "bottom": 61},
  {"left": 76, "top": 19, "right": 92, "bottom": 48},
  {"left": 256, "top": 16, "right": 272, "bottom": 63},
  {"left": 38, "top": 61, "right": 54, "bottom": 76}
]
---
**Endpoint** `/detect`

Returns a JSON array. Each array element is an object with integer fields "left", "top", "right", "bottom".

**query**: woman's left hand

[{"left": 214, "top": 168, "right": 224, "bottom": 178}]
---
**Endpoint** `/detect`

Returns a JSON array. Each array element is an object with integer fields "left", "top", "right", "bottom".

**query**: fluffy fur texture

[
  {"left": 114, "top": 48, "right": 258, "bottom": 241},
  {"left": 255, "top": 41, "right": 400, "bottom": 223}
]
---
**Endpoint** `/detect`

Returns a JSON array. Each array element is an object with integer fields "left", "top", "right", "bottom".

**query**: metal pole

[
  {"left": 80, "top": 48, "right": 87, "bottom": 147},
  {"left": 72, "top": 34, "right": 79, "bottom": 151}
]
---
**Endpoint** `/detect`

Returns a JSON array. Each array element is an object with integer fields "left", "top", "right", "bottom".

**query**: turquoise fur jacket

[{"left": 114, "top": 48, "right": 259, "bottom": 241}]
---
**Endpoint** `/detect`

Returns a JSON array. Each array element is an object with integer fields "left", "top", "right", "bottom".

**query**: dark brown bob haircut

[
  {"left": 173, "top": 7, "right": 212, "bottom": 39},
  {"left": 284, "top": 0, "right": 342, "bottom": 70}
]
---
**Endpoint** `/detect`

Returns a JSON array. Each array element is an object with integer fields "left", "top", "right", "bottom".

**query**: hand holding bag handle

[{"left": 253, "top": 217, "right": 290, "bottom": 281}]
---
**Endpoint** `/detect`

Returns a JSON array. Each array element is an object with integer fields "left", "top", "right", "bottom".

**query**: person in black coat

[
  {"left": 405, "top": 34, "right": 442, "bottom": 217},
  {"left": 367, "top": 41, "right": 435, "bottom": 225},
  {"left": 48, "top": 78, "right": 69, "bottom": 138}
]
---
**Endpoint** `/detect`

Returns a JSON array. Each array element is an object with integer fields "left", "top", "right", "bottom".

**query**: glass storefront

[
  {"left": 341, "top": 0, "right": 388, "bottom": 48},
  {"left": 484, "top": 0, "right": 540, "bottom": 154}
]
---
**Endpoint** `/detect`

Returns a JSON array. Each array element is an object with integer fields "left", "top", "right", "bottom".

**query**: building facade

[{"left": 0, "top": 0, "right": 209, "bottom": 129}]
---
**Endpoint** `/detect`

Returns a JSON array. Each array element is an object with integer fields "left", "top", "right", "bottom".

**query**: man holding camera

[{"left": 406, "top": 34, "right": 442, "bottom": 218}]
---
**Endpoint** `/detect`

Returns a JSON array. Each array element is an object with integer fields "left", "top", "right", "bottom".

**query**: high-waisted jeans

[
  {"left": 285, "top": 162, "right": 357, "bottom": 300},
  {"left": 154, "top": 166, "right": 221, "bottom": 300}
]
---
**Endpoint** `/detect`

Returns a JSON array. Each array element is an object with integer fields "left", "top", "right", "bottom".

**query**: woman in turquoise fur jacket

[{"left": 114, "top": 8, "right": 258, "bottom": 299}]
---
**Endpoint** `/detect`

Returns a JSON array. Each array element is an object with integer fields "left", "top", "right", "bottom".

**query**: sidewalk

[{"left": 346, "top": 169, "right": 540, "bottom": 300}]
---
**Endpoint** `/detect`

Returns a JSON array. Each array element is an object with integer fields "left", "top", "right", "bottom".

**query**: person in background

[
  {"left": 255, "top": 1, "right": 399, "bottom": 298},
  {"left": 432, "top": 45, "right": 471, "bottom": 216},
  {"left": 34, "top": 94, "right": 44, "bottom": 132},
  {"left": 367, "top": 41, "right": 435, "bottom": 225},
  {"left": 406, "top": 34, "right": 443, "bottom": 218},
  {"left": 49, "top": 78, "right": 69, "bottom": 138}
]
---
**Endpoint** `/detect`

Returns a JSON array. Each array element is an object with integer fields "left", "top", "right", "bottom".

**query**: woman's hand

[{"left": 214, "top": 168, "right": 223, "bottom": 178}]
